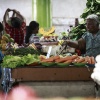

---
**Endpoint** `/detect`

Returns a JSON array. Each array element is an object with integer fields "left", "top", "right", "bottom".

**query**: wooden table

[{"left": 11, "top": 66, "right": 94, "bottom": 82}]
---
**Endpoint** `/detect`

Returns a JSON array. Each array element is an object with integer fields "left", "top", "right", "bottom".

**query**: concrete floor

[
  {"left": 0, "top": 79, "right": 96, "bottom": 98},
  {"left": 20, "top": 81, "right": 95, "bottom": 98}
]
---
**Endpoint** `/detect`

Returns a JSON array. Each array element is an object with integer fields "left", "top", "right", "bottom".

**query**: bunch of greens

[
  {"left": 81, "top": 0, "right": 100, "bottom": 19},
  {"left": 1, "top": 54, "right": 40, "bottom": 68},
  {"left": 60, "top": 32, "right": 69, "bottom": 40},
  {"left": 6, "top": 47, "right": 40, "bottom": 56},
  {"left": 69, "top": 23, "right": 86, "bottom": 40},
  {"left": 21, "top": 54, "right": 39, "bottom": 65}
]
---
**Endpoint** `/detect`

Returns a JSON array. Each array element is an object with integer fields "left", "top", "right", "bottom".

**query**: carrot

[
  {"left": 55, "top": 58, "right": 66, "bottom": 63},
  {"left": 41, "top": 57, "right": 54, "bottom": 62},
  {"left": 91, "top": 56, "right": 95, "bottom": 64},
  {"left": 64, "top": 60, "right": 73, "bottom": 64},
  {"left": 85, "top": 56, "right": 88, "bottom": 63},
  {"left": 71, "top": 55, "right": 78, "bottom": 60},
  {"left": 63, "top": 56, "right": 73, "bottom": 60},
  {"left": 77, "top": 57, "right": 85, "bottom": 63},
  {"left": 80, "top": 60, "right": 87, "bottom": 63},
  {"left": 86, "top": 56, "right": 91, "bottom": 64},
  {"left": 52, "top": 56, "right": 60, "bottom": 61},
  {"left": 73, "top": 57, "right": 80, "bottom": 63},
  {"left": 39, "top": 55, "right": 46, "bottom": 61}
]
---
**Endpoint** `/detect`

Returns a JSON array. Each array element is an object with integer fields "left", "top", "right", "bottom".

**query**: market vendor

[
  {"left": 3, "top": 8, "right": 26, "bottom": 46},
  {"left": 65, "top": 14, "right": 100, "bottom": 58},
  {"left": 25, "top": 21, "right": 42, "bottom": 50}
]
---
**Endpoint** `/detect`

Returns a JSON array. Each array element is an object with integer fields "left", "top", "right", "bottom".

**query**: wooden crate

[{"left": 11, "top": 66, "right": 93, "bottom": 82}]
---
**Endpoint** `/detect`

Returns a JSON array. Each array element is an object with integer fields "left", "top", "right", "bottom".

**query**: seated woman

[{"left": 25, "top": 21, "right": 42, "bottom": 50}]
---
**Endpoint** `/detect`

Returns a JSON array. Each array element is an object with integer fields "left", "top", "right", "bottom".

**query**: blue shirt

[{"left": 82, "top": 30, "right": 100, "bottom": 58}]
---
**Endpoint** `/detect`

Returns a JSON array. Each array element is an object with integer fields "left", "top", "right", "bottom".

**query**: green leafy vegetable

[{"left": 1, "top": 54, "right": 40, "bottom": 68}]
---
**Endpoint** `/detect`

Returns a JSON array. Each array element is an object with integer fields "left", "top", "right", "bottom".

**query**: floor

[
  {"left": 20, "top": 81, "right": 95, "bottom": 98},
  {"left": 0, "top": 79, "right": 96, "bottom": 99}
]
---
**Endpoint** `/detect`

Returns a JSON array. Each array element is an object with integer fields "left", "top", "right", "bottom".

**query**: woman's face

[
  {"left": 86, "top": 19, "right": 99, "bottom": 33},
  {"left": 32, "top": 27, "right": 39, "bottom": 34}
]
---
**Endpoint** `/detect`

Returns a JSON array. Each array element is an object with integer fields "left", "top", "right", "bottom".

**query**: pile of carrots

[{"left": 39, "top": 55, "right": 95, "bottom": 64}]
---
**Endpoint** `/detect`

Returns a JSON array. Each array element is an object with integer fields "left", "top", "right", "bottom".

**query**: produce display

[
  {"left": 1, "top": 54, "right": 39, "bottom": 68},
  {"left": 39, "top": 26, "right": 59, "bottom": 45},
  {"left": 0, "top": 39, "right": 41, "bottom": 68},
  {"left": 39, "top": 55, "right": 95, "bottom": 67},
  {"left": 40, "top": 36, "right": 58, "bottom": 42},
  {"left": 1, "top": 52, "right": 95, "bottom": 68},
  {"left": 6, "top": 46, "right": 40, "bottom": 56},
  {"left": 0, "top": 28, "right": 95, "bottom": 68},
  {"left": 39, "top": 26, "right": 55, "bottom": 36},
  {"left": 0, "top": 33, "right": 14, "bottom": 54}
]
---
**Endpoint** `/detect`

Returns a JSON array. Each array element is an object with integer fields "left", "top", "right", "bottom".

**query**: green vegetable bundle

[
  {"left": 1, "top": 54, "right": 40, "bottom": 68},
  {"left": 6, "top": 47, "right": 40, "bottom": 56},
  {"left": 69, "top": 23, "right": 86, "bottom": 40}
]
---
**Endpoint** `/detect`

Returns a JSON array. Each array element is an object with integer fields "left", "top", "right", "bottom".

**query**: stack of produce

[
  {"left": 39, "top": 26, "right": 59, "bottom": 44},
  {"left": 1, "top": 41, "right": 41, "bottom": 68},
  {"left": 0, "top": 33, "right": 14, "bottom": 54},
  {"left": 40, "top": 55, "right": 95, "bottom": 64},
  {"left": 6, "top": 46, "right": 40, "bottom": 56},
  {"left": 1, "top": 54, "right": 40, "bottom": 68},
  {"left": 39, "top": 26, "right": 55, "bottom": 36},
  {"left": 39, "top": 55, "right": 95, "bottom": 67}
]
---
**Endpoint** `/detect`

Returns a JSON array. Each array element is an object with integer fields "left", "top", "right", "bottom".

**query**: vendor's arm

[
  {"left": 12, "top": 9, "right": 26, "bottom": 22},
  {"left": 78, "top": 38, "right": 86, "bottom": 50},
  {"left": 66, "top": 38, "right": 86, "bottom": 50},
  {"left": 3, "top": 8, "right": 11, "bottom": 23}
]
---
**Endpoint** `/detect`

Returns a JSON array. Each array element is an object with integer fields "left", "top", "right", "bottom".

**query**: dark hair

[
  {"left": 0, "top": 22, "right": 3, "bottom": 32},
  {"left": 11, "top": 17, "right": 22, "bottom": 28},
  {"left": 29, "top": 21, "right": 39, "bottom": 31}
]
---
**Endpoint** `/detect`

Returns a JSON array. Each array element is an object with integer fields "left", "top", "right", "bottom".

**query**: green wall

[{"left": 32, "top": 0, "right": 51, "bottom": 28}]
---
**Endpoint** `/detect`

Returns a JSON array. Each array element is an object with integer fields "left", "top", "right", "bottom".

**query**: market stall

[
  {"left": 1, "top": 65, "right": 94, "bottom": 94},
  {"left": 0, "top": 29, "right": 96, "bottom": 94}
]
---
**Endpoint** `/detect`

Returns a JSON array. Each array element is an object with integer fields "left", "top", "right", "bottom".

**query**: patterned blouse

[
  {"left": 5, "top": 22, "right": 26, "bottom": 46},
  {"left": 82, "top": 30, "right": 100, "bottom": 58}
]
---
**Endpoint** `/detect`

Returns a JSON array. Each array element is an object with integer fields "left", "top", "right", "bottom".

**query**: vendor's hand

[
  {"left": 61, "top": 40, "right": 70, "bottom": 47},
  {"left": 7, "top": 8, "right": 12, "bottom": 12},
  {"left": 35, "top": 43, "right": 42, "bottom": 50},
  {"left": 62, "top": 40, "right": 67, "bottom": 46},
  {"left": 12, "top": 9, "right": 16, "bottom": 11},
  {"left": 13, "top": 9, "right": 20, "bottom": 13}
]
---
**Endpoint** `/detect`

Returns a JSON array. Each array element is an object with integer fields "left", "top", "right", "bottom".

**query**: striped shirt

[{"left": 29, "top": 34, "right": 40, "bottom": 44}]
